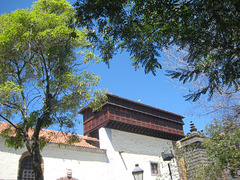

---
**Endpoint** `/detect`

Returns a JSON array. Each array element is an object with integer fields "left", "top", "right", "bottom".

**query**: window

[
  {"left": 150, "top": 162, "right": 159, "bottom": 175},
  {"left": 19, "top": 155, "right": 35, "bottom": 180},
  {"left": 18, "top": 152, "right": 44, "bottom": 180}
]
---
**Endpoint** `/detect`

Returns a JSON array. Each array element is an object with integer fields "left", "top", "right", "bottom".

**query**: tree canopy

[
  {"left": 74, "top": 0, "right": 240, "bottom": 101},
  {"left": 203, "top": 119, "right": 240, "bottom": 179},
  {"left": 0, "top": 0, "right": 106, "bottom": 179}
]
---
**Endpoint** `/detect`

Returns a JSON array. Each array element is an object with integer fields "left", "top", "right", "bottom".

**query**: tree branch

[
  {"left": 0, "top": 114, "right": 25, "bottom": 136},
  {"left": 27, "top": 95, "right": 42, "bottom": 109}
]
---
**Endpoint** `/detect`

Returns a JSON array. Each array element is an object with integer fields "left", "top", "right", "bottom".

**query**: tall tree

[
  {"left": 74, "top": 0, "right": 240, "bottom": 101},
  {"left": 203, "top": 118, "right": 240, "bottom": 179},
  {"left": 0, "top": 0, "right": 106, "bottom": 179}
]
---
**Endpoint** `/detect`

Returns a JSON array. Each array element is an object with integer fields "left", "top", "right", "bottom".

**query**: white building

[{"left": 0, "top": 94, "right": 185, "bottom": 180}]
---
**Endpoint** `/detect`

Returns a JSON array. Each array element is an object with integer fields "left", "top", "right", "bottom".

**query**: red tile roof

[{"left": 0, "top": 121, "right": 99, "bottom": 149}]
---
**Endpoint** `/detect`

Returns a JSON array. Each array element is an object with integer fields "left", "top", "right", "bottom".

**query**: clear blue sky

[{"left": 0, "top": 0, "right": 212, "bottom": 135}]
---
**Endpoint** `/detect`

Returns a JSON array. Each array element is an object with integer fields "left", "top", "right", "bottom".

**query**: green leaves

[
  {"left": 0, "top": 81, "right": 21, "bottom": 101},
  {"left": 0, "top": 123, "right": 25, "bottom": 150},
  {"left": 0, "top": 81, "right": 22, "bottom": 118},
  {"left": 0, "top": 0, "right": 105, "bottom": 151},
  {"left": 75, "top": 0, "right": 240, "bottom": 101},
  {"left": 33, "top": 0, "right": 74, "bottom": 19},
  {"left": 203, "top": 119, "right": 240, "bottom": 178},
  {"left": 0, "top": 1, "right": 107, "bottom": 179},
  {"left": 89, "top": 89, "right": 108, "bottom": 111},
  {"left": 176, "top": 118, "right": 240, "bottom": 179},
  {"left": 57, "top": 72, "right": 99, "bottom": 113}
]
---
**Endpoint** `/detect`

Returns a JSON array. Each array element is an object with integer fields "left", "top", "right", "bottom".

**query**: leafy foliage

[
  {"left": 74, "top": 0, "right": 240, "bottom": 100},
  {"left": 1, "top": 123, "right": 25, "bottom": 150},
  {"left": 0, "top": 0, "right": 106, "bottom": 179},
  {"left": 176, "top": 119, "right": 240, "bottom": 179},
  {"left": 203, "top": 119, "right": 240, "bottom": 179}
]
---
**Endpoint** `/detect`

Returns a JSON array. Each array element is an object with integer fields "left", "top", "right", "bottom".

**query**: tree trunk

[
  {"left": 32, "top": 140, "right": 44, "bottom": 180},
  {"left": 26, "top": 138, "right": 44, "bottom": 180}
]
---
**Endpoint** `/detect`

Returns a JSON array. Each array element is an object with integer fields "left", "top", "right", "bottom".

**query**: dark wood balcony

[{"left": 79, "top": 94, "right": 185, "bottom": 141}]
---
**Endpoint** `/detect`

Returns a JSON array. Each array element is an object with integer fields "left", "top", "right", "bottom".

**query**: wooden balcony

[{"left": 79, "top": 94, "right": 185, "bottom": 141}]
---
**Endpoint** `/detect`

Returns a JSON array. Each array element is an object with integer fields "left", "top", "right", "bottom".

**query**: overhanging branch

[{"left": 0, "top": 114, "right": 25, "bottom": 136}]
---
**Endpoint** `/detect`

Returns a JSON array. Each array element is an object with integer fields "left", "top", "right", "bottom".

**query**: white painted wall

[
  {"left": 0, "top": 137, "right": 108, "bottom": 180},
  {"left": 0, "top": 128, "right": 180, "bottom": 180},
  {"left": 41, "top": 145, "right": 108, "bottom": 180},
  {"left": 0, "top": 138, "right": 26, "bottom": 180},
  {"left": 99, "top": 127, "right": 180, "bottom": 180}
]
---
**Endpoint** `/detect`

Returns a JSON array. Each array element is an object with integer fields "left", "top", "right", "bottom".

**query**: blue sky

[{"left": 0, "top": 0, "right": 212, "bottom": 135}]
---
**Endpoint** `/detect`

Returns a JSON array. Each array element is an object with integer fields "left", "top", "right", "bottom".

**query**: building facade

[{"left": 0, "top": 93, "right": 185, "bottom": 180}]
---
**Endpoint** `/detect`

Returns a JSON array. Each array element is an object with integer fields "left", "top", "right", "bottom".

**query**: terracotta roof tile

[{"left": 0, "top": 121, "right": 99, "bottom": 149}]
